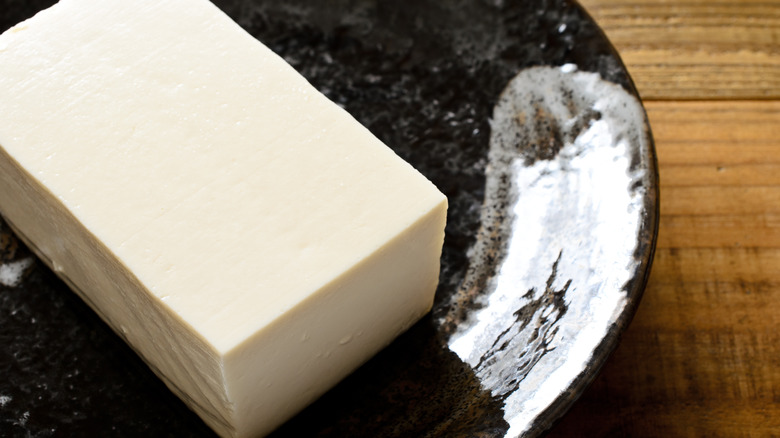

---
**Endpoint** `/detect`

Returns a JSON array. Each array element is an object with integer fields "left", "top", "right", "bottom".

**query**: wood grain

[
  {"left": 547, "top": 2, "right": 779, "bottom": 433},
  {"left": 547, "top": 97, "right": 780, "bottom": 435},
  {"left": 577, "top": 0, "right": 780, "bottom": 99}
]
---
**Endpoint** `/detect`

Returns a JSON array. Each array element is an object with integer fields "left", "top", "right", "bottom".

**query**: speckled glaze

[{"left": 0, "top": 1, "right": 658, "bottom": 437}]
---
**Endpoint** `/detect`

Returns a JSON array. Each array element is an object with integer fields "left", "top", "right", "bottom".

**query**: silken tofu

[{"left": 0, "top": 0, "right": 448, "bottom": 436}]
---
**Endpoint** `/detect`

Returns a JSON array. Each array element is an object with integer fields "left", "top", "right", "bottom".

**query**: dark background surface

[{"left": 0, "top": 1, "right": 638, "bottom": 436}]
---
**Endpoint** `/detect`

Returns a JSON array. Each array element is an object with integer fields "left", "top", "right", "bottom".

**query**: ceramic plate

[{"left": 0, "top": 0, "right": 658, "bottom": 436}]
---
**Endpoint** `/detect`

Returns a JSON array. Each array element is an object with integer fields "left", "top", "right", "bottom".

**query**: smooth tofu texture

[{"left": 0, "top": 0, "right": 447, "bottom": 436}]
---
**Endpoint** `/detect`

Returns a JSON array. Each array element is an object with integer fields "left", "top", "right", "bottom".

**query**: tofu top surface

[{"left": 0, "top": 0, "right": 445, "bottom": 353}]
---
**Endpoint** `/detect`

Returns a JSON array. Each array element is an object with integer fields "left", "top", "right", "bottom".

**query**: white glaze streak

[{"left": 448, "top": 64, "right": 650, "bottom": 436}]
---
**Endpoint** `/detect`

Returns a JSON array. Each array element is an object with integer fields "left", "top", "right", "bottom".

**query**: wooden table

[{"left": 547, "top": 0, "right": 779, "bottom": 435}]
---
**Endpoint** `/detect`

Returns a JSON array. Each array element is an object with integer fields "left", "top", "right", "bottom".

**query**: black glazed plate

[{"left": 0, "top": 0, "right": 658, "bottom": 436}]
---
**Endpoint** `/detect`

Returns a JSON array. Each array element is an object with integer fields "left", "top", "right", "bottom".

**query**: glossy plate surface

[{"left": 0, "top": 0, "right": 658, "bottom": 436}]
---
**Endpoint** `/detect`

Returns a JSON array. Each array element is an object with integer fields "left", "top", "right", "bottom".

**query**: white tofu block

[{"left": 0, "top": 0, "right": 447, "bottom": 436}]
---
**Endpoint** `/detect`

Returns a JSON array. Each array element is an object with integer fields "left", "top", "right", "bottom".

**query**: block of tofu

[{"left": 0, "top": 0, "right": 447, "bottom": 436}]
